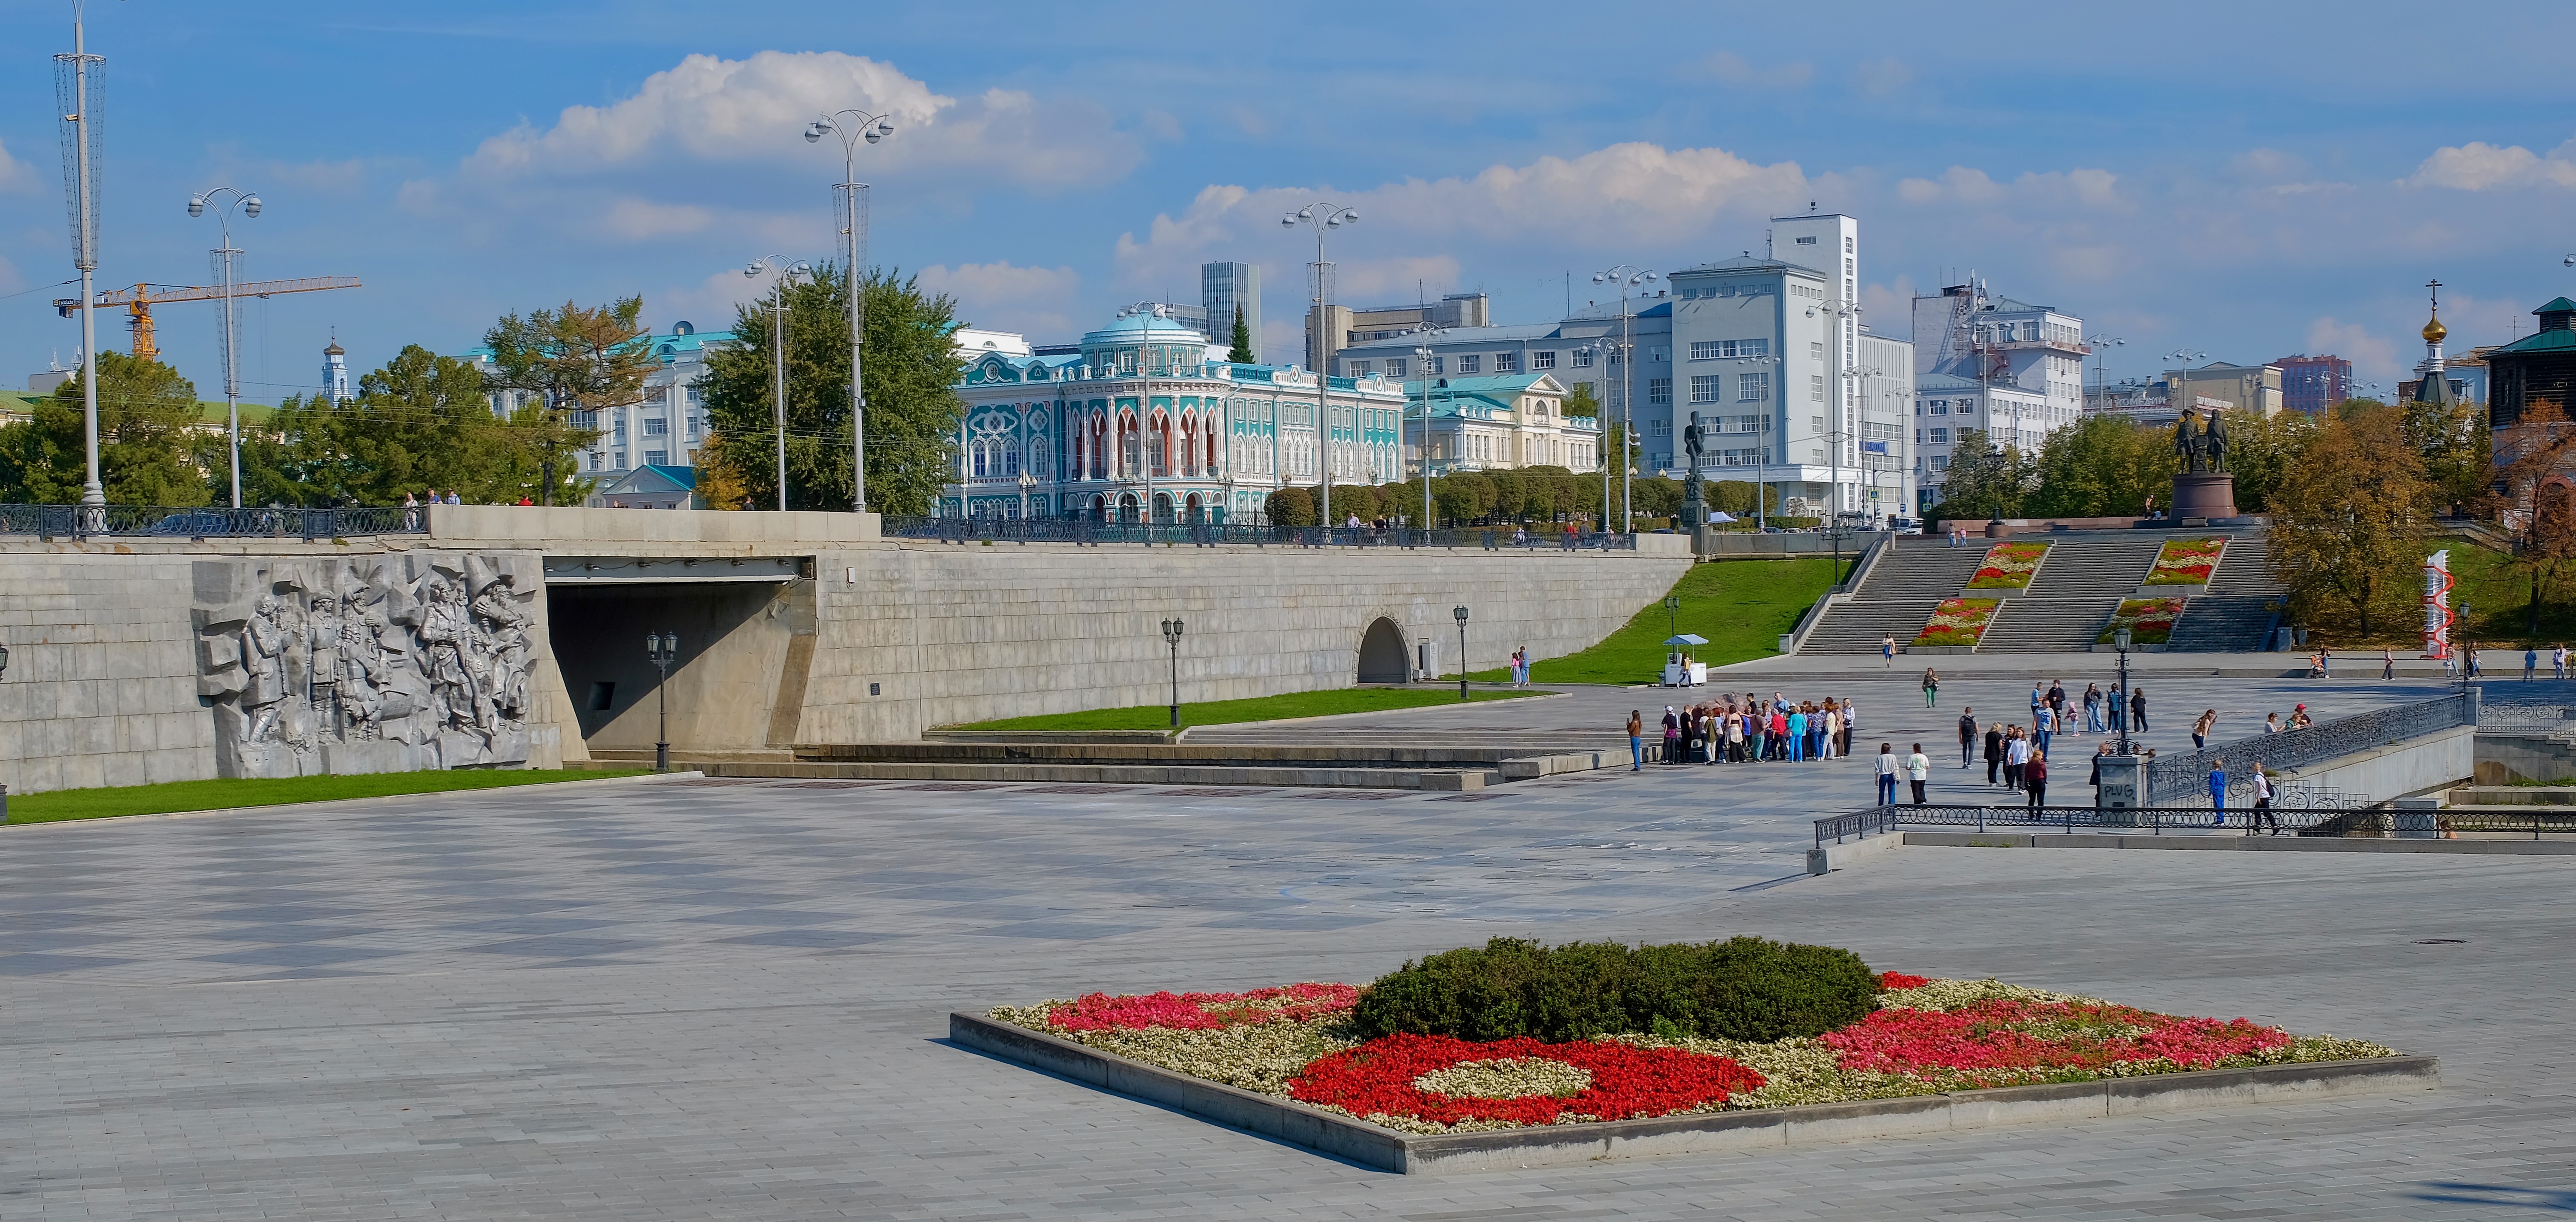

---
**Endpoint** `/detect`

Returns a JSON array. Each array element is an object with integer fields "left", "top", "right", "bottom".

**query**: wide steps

[
  {"left": 1853, "top": 542, "right": 1995, "bottom": 599},
  {"left": 1803, "top": 599, "right": 1948, "bottom": 654},
  {"left": 1975, "top": 597, "right": 2123, "bottom": 653},
  {"left": 2167, "top": 595, "right": 2280, "bottom": 652},
  {"left": 2209, "top": 536, "right": 2286, "bottom": 596},
  {"left": 2022, "top": 537, "right": 2166, "bottom": 599}
]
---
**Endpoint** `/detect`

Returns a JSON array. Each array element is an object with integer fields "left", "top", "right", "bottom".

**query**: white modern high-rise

[
  {"left": 1201, "top": 262, "right": 1260, "bottom": 359},
  {"left": 1909, "top": 282, "right": 2086, "bottom": 509}
]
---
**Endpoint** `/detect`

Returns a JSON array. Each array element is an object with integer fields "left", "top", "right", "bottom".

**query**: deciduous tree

[
  {"left": 0, "top": 351, "right": 213, "bottom": 505},
  {"left": 2267, "top": 405, "right": 2430, "bottom": 638},
  {"left": 478, "top": 297, "right": 642, "bottom": 505}
]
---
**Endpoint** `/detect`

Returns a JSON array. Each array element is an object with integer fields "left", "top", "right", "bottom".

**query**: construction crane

[{"left": 54, "top": 276, "right": 362, "bottom": 364}]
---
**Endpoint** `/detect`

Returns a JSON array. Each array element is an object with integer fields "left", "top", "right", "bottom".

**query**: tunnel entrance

[
  {"left": 545, "top": 572, "right": 814, "bottom": 754},
  {"left": 1358, "top": 617, "right": 1411, "bottom": 685}
]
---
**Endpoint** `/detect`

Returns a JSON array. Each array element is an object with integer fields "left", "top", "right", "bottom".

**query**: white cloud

[
  {"left": 464, "top": 51, "right": 1136, "bottom": 189},
  {"left": 1115, "top": 142, "right": 1808, "bottom": 284},
  {"left": 917, "top": 260, "right": 1083, "bottom": 337},
  {"left": 2305, "top": 317, "right": 2400, "bottom": 380},
  {"left": 0, "top": 138, "right": 34, "bottom": 195},
  {"left": 2405, "top": 138, "right": 2576, "bottom": 190},
  {"left": 601, "top": 198, "right": 714, "bottom": 240},
  {"left": 1896, "top": 166, "right": 2123, "bottom": 210},
  {"left": 1860, "top": 275, "right": 1917, "bottom": 340}
]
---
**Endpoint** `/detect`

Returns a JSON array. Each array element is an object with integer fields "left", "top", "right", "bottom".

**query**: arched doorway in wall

[
  {"left": 1357, "top": 617, "right": 1410, "bottom": 685},
  {"left": 1184, "top": 492, "right": 1203, "bottom": 522},
  {"left": 1153, "top": 492, "right": 1175, "bottom": 524},
  {"left": 1089, "top": 493, "right": 1107, "bottom": 521},
  {"left": 1118, "top": 492, "right": 1140, "bottom": 523}
]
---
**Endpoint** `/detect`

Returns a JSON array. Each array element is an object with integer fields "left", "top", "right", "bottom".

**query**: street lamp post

[
  {"left": 188, "top": 187, "right": 261, "bottom": 509},
  {"left": 57, "top": 4, "right": 106, "bottom": 511},
  {"left": 1116, "top": 302, "right": 1169, "bottom": 525},
  {"left": 1807, "top": 298, "right": 1861, "bottom": 528},
  {"left": 1284, "top": 202, "right": 1359, "bottom": 529},
  {"left": 1664, "top": 594, "right": 1682, "bottom": 641},
  {"left": 804, "top": 109, "right": 896, "bottom": 513},
  {"left": 1729, "top": 353, "right": 1783, "bottom": 531},
  {"left": 2085, "top": 335, "right": 2125, "bottom": 408},
  {"left": 1160, "top": 617, "right": 1186, "bottom": 727},
  {"left": 645, "top": 631, "right": 678, "bottom": 773},
  {"left": 2114, "top": 627, "right": 2133, "bottom": 757},
  {"left": 1453, "top": 605, "right": 1470, "bottom": 701},
  {"left": 1592, "top": 265, "right": 1658, "bottom": 531},
  {"left": 1018, "top": 469, "right": 1037, "bottom": 520},
  {"left": 744, "top": 256, "right": 811, "bottom": 513},
  {"left": 1410, "top": 323, "right": 1447, "bottom": 531}
]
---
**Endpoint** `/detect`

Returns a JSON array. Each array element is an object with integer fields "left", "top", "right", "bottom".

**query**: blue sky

[{"left": 4, "top": 0, "right": 2576, "bottom": 406}]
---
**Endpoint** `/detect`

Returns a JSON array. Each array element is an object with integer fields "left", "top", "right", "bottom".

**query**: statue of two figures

[
  {"left": 196, "top": 554, "right": 539, "bottom": 778},
  {"left": 2174, "top": 409, "right": 2231, "bottom": 475}
]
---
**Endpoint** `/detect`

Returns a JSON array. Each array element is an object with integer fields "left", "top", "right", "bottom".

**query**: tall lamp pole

[
  {"left": 1410, "top": 322, "right": 1447, "bottom": 529},
  {"left": 1453, "top": 605, "right": 1470, "bottom": 700},
  {"left": 745, "top": 256, "right": 811, "bottom": 513},
  {"left": 646, "top": 631, "right": 679, "bottom": 773},
  {"left": 804, "top": 109, "right": 896, "bottom": 513},
  {"left": 56, "top": 3, "right": 106, "bottom": 510},
  {"left": 2085, "top": 334, "right": 2125, "bottom": 409},
  {"left": 1807, "top": 298, "right": 1860, "bottom": 527},
  {"left": 1117, "top": 302, "right": 1169, "bottom": 525},
  {"left": 1283, "top": 202, "right": 1359, "bottom": 530},
  {"left": 1592, "top": 265, "right": 1658, "bottom": 531},
  {"left": 2114, "top": 627, "right": 2133, "bottom": 757},
  {"left": 188, "top": 187, "right": 261, "bottom": 508},
  {"left": 1161, "top": 617, "right": 1186, "bottom": 727}
]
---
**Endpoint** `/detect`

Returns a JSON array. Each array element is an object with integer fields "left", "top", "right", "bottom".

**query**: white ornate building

[{"left": 941, "top": 312, "right": 1410, "bottom": 522}]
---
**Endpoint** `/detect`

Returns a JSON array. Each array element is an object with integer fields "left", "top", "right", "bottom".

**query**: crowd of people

[{"left": 1625, "top": 692, "right": 1864, "bottom": 770}]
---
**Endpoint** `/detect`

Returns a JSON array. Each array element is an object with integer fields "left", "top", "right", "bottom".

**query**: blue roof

[
  {"left": 1078, "top": 314, "right": 1209, "bottom": 347},
  {"left": 640, "top": 463, "right": 696, "bottom": 490}
]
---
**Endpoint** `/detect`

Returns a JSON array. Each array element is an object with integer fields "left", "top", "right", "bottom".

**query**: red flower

[
  {"left": 1048, "top": 982, "right": 1360, "bottom": 1032},
  {"left": 1287, "top": 1033, "right": 1765, "bottom": 1127},
  {"left": 1877, "top": 971, "right": 1932, "bottom": 989},
  {"left": 1820, "top": 999, "right": 2289, "bottom": 1083}
]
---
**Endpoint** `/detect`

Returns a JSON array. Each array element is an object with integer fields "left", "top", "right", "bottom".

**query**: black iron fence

[
  {"left": 1816, "top": 800, "right": 2576, "bottom": 847},
  {"left": 2476, "top": 702, "right": 2576, "bottom": 731},
  {"left": 2142, "top": 693, "right": 2476, "bottom": 803},
  {"left": 0, "top": 503, "right": 428, "bottom": 540},
  {"left": 881, "top": 515, "right": 1637, "bottom": 551}
]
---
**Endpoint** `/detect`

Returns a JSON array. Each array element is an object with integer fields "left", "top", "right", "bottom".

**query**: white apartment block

[{"left": 1910, "top": 282, "right": 2086, "bottom": 508}]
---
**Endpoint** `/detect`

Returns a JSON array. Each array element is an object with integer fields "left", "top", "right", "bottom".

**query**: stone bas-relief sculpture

[{"left": 193, "top": 554, "right": 539, "bottom": 778}]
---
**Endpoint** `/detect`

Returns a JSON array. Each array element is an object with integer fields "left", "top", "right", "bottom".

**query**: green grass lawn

[
  {"left": 947, "top": 687, "right": 1547, "bottom": 732},
  {"left": 3, "top": 768, "right": 652, "bottom": 826},
  {"left": 1467, "top": 555, "right": 1848, "bottom": 685}
]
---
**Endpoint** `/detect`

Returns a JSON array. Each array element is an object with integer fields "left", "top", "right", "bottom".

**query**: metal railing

[
  {"left": 883, "top": 515, "right": 1637, "bottom": 550},
  {"left": 1816, "top": 798, "right": 2576, "bottom": 846},
  {"left": 2143, "top": 693, "right": 2475, "bottom": 803},
  {"left": 2476, "top": 703, "right": 2576, "bottom": 731},
  {"left": 0, "top": 503, "right": 429, "bottom": 540}
]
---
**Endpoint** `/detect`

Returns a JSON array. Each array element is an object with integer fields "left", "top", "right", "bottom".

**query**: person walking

[
  {"left": 1907, "top": 743, "right": 1931, "bottom": 806},
  {"left": 1883, "top": 635, "right": 1897, "bottom": 667},
  {"left": 2527, "top": 646, "right": 2540, "bottom": 682},
  {"left": 1628, "top": 710, "right": 1645, "bottom": 771},
  {"left": 2469, "top": 646, "right": 2483, "bottom": 678},
  {"left": 2129, "top": 685, "right": 2149, "bottom": 732},
  {"left": 2207, "top": 757, "right": 2228, "bottom": 826},
  {"left": 2047, "top": 680, "right": 2068, "bottom": 728},
  {"left": 1984, "top": 722, "right": 2005, "bottom": 785},
  {"left": 1923, "top": 667, "right": 1940, "bottom": 708},
  {"left": 2028, "top": 682, "right": 2046, "bottom": 727},
  {"left": 2384, "top": 646, "right": 2397, "bottom": 682},
  {"left": 2251, "top": 763, "right": 2277, "bottom": 835},
  {"left": 2034, "top": 704, "right": 2055, "bottom": 756},
  {"left": 2024, "top": 749, "right": 2048, "bottom": 813},
  {"left": 2319, "top": 646, "right": 2332, "bottom": 679},
  {"left": 1875, "top": 742, "right": 1899, "bottom": 806},
  {"left": 1958, "top": 707, "right": 1978, "bottom": 767},
  {"left": 2192, "top": 708, "right": 2216, "bottom": 752},
  {"left": 2004, "top": 728, "right": 2030, "bottom": 791},
  {"left": 2083, "top": 682, "right": 2104, "bottom": 734},
  {"left": 2107, "top": 681, "right": 2126, "bottom": 734},
  {"left": 2558, "top": 643, "right": 2570, "bottom": 681}
]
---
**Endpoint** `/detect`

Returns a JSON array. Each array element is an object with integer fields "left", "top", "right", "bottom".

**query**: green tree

[
  {"left": 1928, "top": 429, "right": 2028, "bottom": 522},
  {"left": 699, "top": 265, "right": 964, "bottom": 515},
  {"left": 1264, "top": 485, "right": 1315, "bottom": 526},
  {"left": 2401, "top": 397, "right": 2488, "bottom": 512},
  {"left": 241, "top": 346, "right": 588, "bottom": 506},
  {"left": 1561, "top": 382, "right": 1600, "bottom": 419},
  {"left": 478, "top": 297, "right": 643, "bottom": 505},
  {"left": 2219, "top": 406, "right": 2317, "bottom": 514},
  {"left": 2268, "top": 405, "right": 2430, "bottom": 639},
  {"left": 0, "top": 352, "right": 213, "bottom": 505},
  {"left": 2023, "top": 415, "right": 2171, "bottom": 519},
  {"left": 1227, "top": 305, "right": 1255, "bottom": 364}
]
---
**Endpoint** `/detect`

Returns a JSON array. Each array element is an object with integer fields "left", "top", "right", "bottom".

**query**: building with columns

[{"left": 941, "top": 312, "right": 1410, "bottom": 522}]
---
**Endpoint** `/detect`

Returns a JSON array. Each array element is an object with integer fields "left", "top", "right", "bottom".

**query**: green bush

[{"left": 1352, "top": 935, "right": 1878, "bottom": 1042}]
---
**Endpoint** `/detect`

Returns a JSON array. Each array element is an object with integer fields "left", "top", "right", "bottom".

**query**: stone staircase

[
  {"left": 2167, "top": 534, "right": 2285, "bottom": 652},
  {"left": 1798, "top": 540, "right": 1994, "bottom": 654},
  {"left": 1972, "top": 535, "right": 2164, "bottom": 653}
]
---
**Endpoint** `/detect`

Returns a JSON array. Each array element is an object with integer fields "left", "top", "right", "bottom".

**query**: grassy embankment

[
  {"left": 948, "top": 687, "right": 1545, "bottom": 732},
  {"left": 4, "top": 768, "right": 651, "bottom": 826},
  {"left": 1464, "top": 555, "right": 1848, "bottom": 685}
]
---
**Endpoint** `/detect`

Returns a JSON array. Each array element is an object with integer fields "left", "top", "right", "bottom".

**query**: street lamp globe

[
  {"left": 2116, "top": 628, "right": 2132, "bottom": 650},
  {"left": 243, "top": 195, "right": 261, "bottom": 217}
]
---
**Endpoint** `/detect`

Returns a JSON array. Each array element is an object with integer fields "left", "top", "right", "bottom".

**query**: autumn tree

[
  {"left": 478, "top": 297, "right": 643, "bottom": 505},
  {"left": 2218, "top": 406, "right": 2318, "bottom": 513},
  {"left": 2267, "top": 405, "right": 2431, "bottom": 638},
  {"left": 2486, "top": 400, "right": 2576, "bottom": 633}
]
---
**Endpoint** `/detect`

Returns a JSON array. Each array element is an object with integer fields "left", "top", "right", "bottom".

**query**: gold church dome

[{"left": 2423, "top": 312, "right": 2448, "bottom": 343}]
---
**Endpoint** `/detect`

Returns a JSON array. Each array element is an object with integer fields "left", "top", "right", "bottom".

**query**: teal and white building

[
  {"left": 941, "top": 312, "right": 1410, "bottom": 523},
  {"left": 468, "top": 321, "right": 733, "bottom": 479}
]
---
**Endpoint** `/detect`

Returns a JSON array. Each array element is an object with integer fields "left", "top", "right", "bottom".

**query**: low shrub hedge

[{"left": 1352, "top": 935, "right": 1879, "bottom": 1043}]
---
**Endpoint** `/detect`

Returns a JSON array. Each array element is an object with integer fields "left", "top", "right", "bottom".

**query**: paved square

[{"left": 3, "top": 670, "right": 2567, "bottom": 1219}]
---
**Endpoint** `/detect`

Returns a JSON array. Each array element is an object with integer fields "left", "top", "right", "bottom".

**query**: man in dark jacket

[
  {"left": 2129, "top": 686, "right": 2149, "bottom": 731},
  {"left": 1958, "top": 708, "right": 1978, "bottom": 768},
  {"left": 1983, "top": 723, "right": 2005, "bottom": 785}
]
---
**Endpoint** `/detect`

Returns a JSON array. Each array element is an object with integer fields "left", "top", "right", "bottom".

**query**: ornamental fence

[
  {"left": 1813, "top": 799, "right": 2574, "bottom": 847},
  {"left": 0, "top": 503, "right": 429, "bottom": 540},
  {"left": 2141, "top": 693, "right": 2476, "bottom": 804},
  {"left": 882, "top": 515, "right": 1637, "bottom": 551},
  {"left": 2475, "top": 702, "right": 2576, "bottom": 731}
]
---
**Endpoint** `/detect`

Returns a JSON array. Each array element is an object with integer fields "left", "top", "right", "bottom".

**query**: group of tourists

[{"left": 1626, "top": 692, "right": 1861, "bottom": 770}]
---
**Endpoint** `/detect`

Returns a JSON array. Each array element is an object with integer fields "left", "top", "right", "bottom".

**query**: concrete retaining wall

[{"left": 2267, "top": 726, "right": 2475, "bottom": 801}]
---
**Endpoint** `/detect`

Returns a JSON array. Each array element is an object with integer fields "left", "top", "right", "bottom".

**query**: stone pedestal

[
  {"left": 2096, "top": 754, "right": 2145, "bottom": 821},
  {"left": 2171, "top": 473, "right": 2238, "bottom": 522}
]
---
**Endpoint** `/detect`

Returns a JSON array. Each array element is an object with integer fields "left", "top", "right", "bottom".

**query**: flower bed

[
  {"left": 1912, "top": 597, "right": 2000, "bottom": 649},
  {"left": 1964, "top": 541, "right": 2050, "bottom": 589},
  {"left": 2098, "top": 597, "right": 2186, "bottom": 645},
  {"left": 2142, "top": 537, "right": 2226, "bottom": 585},
  {"left": 990, "top": 970, "right": 2397, "bottom": 1135}
]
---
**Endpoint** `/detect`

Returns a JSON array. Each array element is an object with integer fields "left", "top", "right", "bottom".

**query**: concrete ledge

[
  {"left": 927, "top": 729, "right": 1181, "bottom": 745},
  {"left": 951, "top": 1012, "right": 2436, "bottom": 1174},
  {"left": 701, "top": 761, "right": 1505, "bottom": 790},
  {"left": 1901, "top": 829, "right": 2576, "bottom": 855},
  {"left": 1807, "top": 828, "right": 1907, "bottom": 874}
]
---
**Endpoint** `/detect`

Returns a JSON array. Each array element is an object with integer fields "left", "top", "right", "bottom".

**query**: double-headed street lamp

[
  {"left": 2113, "top": 626, "right": 2133, "bottom": 757},
  {"left": 1117, "top": 302, "right": 1170, "bottom": 524},
  {"left": 804, "top": 109, "right": 896, "bottom": 513},
  {"left": 1453, "top": 605, "right": 1470, "bottom": 700},
  {"left": 189, "top": 186, "right": 261, "bottom": 509},
  {"left": 744, "top": 256, "right": 812, "bottom": 513},
  {"left": 1284, "top": 202, "right": 1359, "bottom": 528},
  {"left": 1592, "top": 265, "right": 1657, "bottom": 531},
  {"left": 645, "top": 631, "right": 679, "bottom": 772},
  {"left": 1160, "top": 617, "right": 1186, "bottom": 727},
  {"left": 2085, "top": 334, "right": 2124, "bottom": 406},
  {"left": 1409, "top": 322, "right": 1447, "bottom": 529}
]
